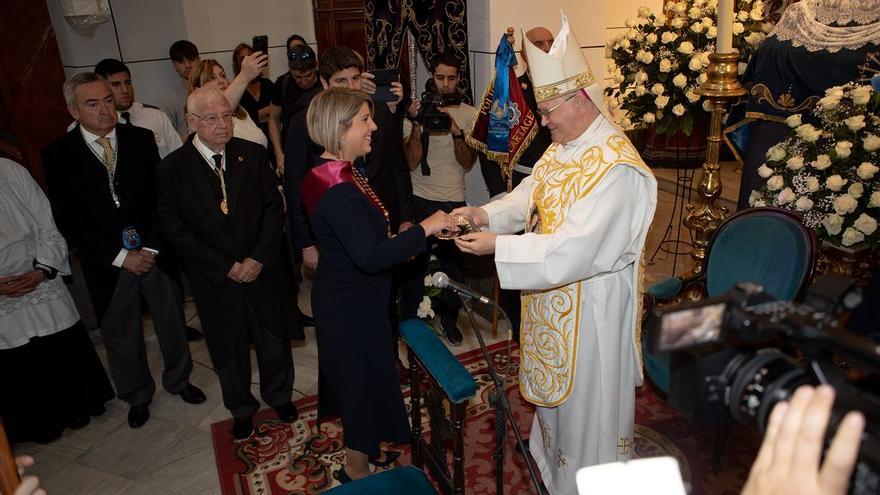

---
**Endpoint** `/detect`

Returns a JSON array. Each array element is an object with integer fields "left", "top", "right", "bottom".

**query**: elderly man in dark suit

[
  {"left": 156, "top": 87, "right": 297, "bottom": 442},
  {"left": 43, "top": 72, "right": 205, "bottom": 430}
]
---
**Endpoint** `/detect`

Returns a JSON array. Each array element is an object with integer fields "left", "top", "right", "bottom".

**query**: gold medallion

[{"left": 220, "top": 199, "right": 229, "bottom": 214}]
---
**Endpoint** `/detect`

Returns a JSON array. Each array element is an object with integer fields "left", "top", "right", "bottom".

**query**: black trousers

[
  {"left": 215, "top": 301, "right": 294, "bottom": 418},
  {"left": 400, "top": 196, "right": 466, "bottom": 325}
]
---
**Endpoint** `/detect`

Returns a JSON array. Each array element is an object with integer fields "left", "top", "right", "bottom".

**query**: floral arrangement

[
  {"left": 605, "top": 0, "right": 771, "bottom": 136},
  {"left": 749, "top": 83, "right": 880, "bottom": 250}
]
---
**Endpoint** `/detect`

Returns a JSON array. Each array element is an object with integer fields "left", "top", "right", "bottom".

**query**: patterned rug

[{"left": 211, "top": 342, "right": 759, "bottom": 494}]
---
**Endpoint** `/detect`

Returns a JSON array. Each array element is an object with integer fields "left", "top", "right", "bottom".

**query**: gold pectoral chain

[
  {"left": 351, "top": 169, "right": 392, "bottom": 238},
  {"left": 213, "top": 166, "right": 229, "bottom": 215}
]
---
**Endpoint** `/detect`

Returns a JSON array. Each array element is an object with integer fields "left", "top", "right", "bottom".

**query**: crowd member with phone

[
  {"left": 233, "top": 41, "right": 274, "bottom": 144},
  {"left": 269, "top": 36, "right": 320, "bottom": 172}
]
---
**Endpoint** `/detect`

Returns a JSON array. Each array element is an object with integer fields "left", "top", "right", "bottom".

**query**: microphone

[{"left": 431, "top": 272, "right": 491, "bottom": 305}]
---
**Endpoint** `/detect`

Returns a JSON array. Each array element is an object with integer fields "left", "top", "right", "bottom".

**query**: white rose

[
  {"left": 702, "top": 16, "right": 714, "bottom": 28},
  {"left": 786, "top": 156, "right": 805, "bottom": 170},
  {"left": 732, "top": 22, "right": 745, "bottom": 35},
  {"left": 642, "top": 113, "right": 656, "bottom": 124},
  {"left": 748, "top": 190, "right": 763, "bottom": 207},
  {"left": 849, "top": 182, "right": 865, "bottom": 199},
  {"left": 700, "top": 52, "right": 711, "bottom": 66},
  {"left": 661, "top": 31, "right": 678, "bottom": 44},
  {"left": 625, "top": 18, "right": 637, "bottom": 28},
  {"left": 424, "top": 275, "right": 434, "bottom": 286},
  {"left": 688, "top": 7, "right": 702, "bottom": 19},
  {"left": 651, "top": 83, "right": 665, "bottom": 95},
  {"left": 707, "top": 0, "right": 718, "bottom": 8},
  {"left": 626, "top": 29, "right": 639, "bottom": 40},
  {"left": 757, "top": 163, "right": 774, "bottom": 178},
  {"left": 851, "top": 85, "right": 872, "bottom": 105},
  {"left": 833, "top": 194, "right": 858, "bottom": 215},
  {"left": 655, "top": 95, "right": 670, "bottom": 109},
  {"left": 635, "top": 85, "right": 647, "bottom": 96},
  {"left": 805, "top": 176, "right": 821, "bottom": 192},
  {"left": 835, "top": 140, "right": 853, "bottom": 158},
  {"left": 635, "top": 71, "right": 649, "bottom": 84},
  {"left": 825, "top": 86, "right": 844, "bottom": 99},
  {"left": 417, "top": 295, "right": 435, "bottom": 319},
  {"left": 841, "top": 227, "right": 866, "bottom": 246},
  {"left": 637, "top": 50, "right": 655, "bottom": 64},
  {"left": 707, "top": 26, "right": 718, "bottom": 38},
  {"left": 857, "top": 162, "right": 879, "bottom": 179},
  {"left": 686, "top": 90, "right": 701, "bottom": 103},
  {"left": 870, "top": 191, "right": 880, "bottom": 207},
  {"left": 765, "top": 144, "right": 786, "bottom": 162},
  {"left": 854, "top": 213, "right": 879, "bottom": 235},
  {"left": 620, "top": 38, "right": 632, "bottom": 49},
  {"left": 811, "top": 154, "right": 832, "bottom": 170},
  {"left": 673, "top": 73, "right": 688, "bottom": 88},
  {"left": 845, "top": 115, "right": 866, "bottom": 132},
  {"left": 737, "top": 10, "right": 750, "bottom": 21},
  {"left": 691, "top": 21, "right": 705, "bottom": 33},
  {"left": 659, "top": 58, "right": 673, "bottom": 73},
  {"left": 795, "top": 196, "right": 814, "bottom": 211},
  {"left": 777, "top": 187, "right": 796, "bottom": 205},
  {"left": 745, "top": 32, "right": 765, "bottom": 46},
  {"left": 613, "top": 73, "right": 625, "bottom": 84},
  {"left": 796, "top": 124, "right": 822, "bottom": 142},
  {"left": 817, "top": 95, "right": 840, "bottom": 110},
  {"left": 646, "top": 33, "right": 658, "bottom": 44},
  {"left": 638, "top": 6, "right": 653, "bottom": 18},
  {"left": 620, "top": 117, "right": 632, "bottom": 129},
  {"left": 863, "top": 133, "right": 880, "bottom": 151},
  {"left": 672, "top": 103, "right": 686, "bottom": 116},
  {"left": 785, "top": 114, "right": 802, "bottom": 128},
  {"left": 823, "top": 214, "right": 844, "bottom": 235},
  {"left": 678, "top": 41, "right": 695, "bottom": 55},
  {"left": 767, "top": 175, "right": 784, "bottom": 191},
  {"left": 689, "top": 55, "right": 703, "bottom": 71},
  {"left": 671, "top": 17, "right": 685, "bottom": 29},
  {"left": 826, "top": 174, "right": 848, "bottom": 192},
  {"left": 702, "top": 98, "right": 712, "bottom": 111},
  {"left": 750, "top": 4, "right": 764, "bottom": 20}
]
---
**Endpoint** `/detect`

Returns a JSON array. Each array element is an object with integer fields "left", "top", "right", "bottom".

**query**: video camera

[
  {"left": 414, "top": 79, "right": 462, "bottom": 132},
  {"left": 646, "top": 275, "right": 880, "bottom": 495}
]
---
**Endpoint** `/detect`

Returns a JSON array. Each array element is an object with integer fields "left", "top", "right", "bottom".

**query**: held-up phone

[
  {"left": 370, "top": 68, "right": 399, "bottom": 103},
  {"left": 252, "top": 35, "right": 269, "bottom": 55}
]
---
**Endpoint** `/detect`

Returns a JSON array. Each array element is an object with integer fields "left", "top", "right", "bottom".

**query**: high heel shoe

[{"left": 368, "top": 449, "right": 401, "bottom": 468}]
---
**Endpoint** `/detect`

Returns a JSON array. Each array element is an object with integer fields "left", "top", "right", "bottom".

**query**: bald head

[{"left": 526, "top": 27, "right": 554, "bottom": 54}]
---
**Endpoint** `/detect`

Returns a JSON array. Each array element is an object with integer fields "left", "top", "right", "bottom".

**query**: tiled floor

[{"left": 11, "top": 162, "right": 742, "bottom": 494}]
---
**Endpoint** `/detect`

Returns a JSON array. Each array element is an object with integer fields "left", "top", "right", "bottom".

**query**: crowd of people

[{"left": 0, "top": 14, "right": 868, "bottom": 495}]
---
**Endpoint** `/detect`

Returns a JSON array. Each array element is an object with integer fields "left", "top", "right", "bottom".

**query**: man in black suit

[
  {"left": 156, "top": 87, "right": 297, "bottom": 442},
  {"left": 44, "top": 72, "right": 205, "bottom": 429}
]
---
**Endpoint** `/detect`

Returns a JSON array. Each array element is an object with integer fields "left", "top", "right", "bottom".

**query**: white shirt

[
  {"left": 0, "top": 159, "right": 80, "bottom": 349},
  {"left": 233, "top": 111, "right": 268, "bottom": 148},
  {"left": 404, "top": 103, "right": 477, "bottom": 202},
  {"left": 68, "top": 102, "right": 183, "bottom": 159},
  {"left": 163, "top": 81, "right": 190, "bottom": 140},
  {"left": 193, "top": 134, "right": 226, "bottom": 171}
]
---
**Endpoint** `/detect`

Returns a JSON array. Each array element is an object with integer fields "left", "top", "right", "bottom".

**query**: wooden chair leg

[
  {"left": 452, "top": 403, "right": 466, "bottom": 495},
  {"left": 409, "top": 348, "right": 423, "bottom": 468}
]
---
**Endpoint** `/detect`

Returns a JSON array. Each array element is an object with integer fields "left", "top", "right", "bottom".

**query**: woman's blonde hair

[
  {"left": 188, "top": 59, "right": 245, "bottom": 119},
  {"left": 307, "top": 87, "right": 373, "bottom": 157}
]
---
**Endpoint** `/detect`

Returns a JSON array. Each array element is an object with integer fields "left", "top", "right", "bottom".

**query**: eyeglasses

[
  {"left": 191, "top": 112, "right": 234, "bottom": 126},
  {"left": 536, "top": 93, "right": 578, "bottom": 118}
]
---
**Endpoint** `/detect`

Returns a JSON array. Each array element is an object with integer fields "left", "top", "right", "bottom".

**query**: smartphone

[
  {"left": 252, "top": 35, "right": 269, "bottom": 55},
  {"left": 370, "top": 68, "right": 399, "bottom": 102}
]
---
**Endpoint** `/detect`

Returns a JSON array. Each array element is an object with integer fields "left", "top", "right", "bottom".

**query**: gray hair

[
  {"left": 186, "top": 87, "right": 229, "bottom": 116},
  {"left": 62, "top": 72, "right": 102, "bottom": 107}
]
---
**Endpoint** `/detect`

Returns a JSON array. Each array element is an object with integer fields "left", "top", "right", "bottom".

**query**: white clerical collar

[
  {"left": 560, "top": 114, "right": 605, "bottom": 150},
  {"left": 79, "top": 125, "right": 116, "bottom": 145},
  {"left": 193, "top": 134, "right": 225, "bottom": 169}
]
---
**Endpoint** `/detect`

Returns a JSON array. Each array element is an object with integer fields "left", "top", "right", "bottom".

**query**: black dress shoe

[
  {"left": 185, "top": 325, "right": 204, "bottom": 342},
  {"left": 368, "top": 449, "right": 401, "bottom": 468},
  {"left": 128, "top": 404, "right": 150, "bottom": 428},
  {"left": 441, "top": 317, "right": 463, "bottom": 346},
  {"left": 66, "top": 414, "right": 91, "bottom": 430},
  {"left": 231, "top": 416, "right": 254, "bottom": 442},
  {"left": 175, "top": 383, "right": 207, "bottom": 404},
  {"left": 273, "top": 402, "right": 299, "bottom": 423},
  {"left": 333, "top": 467, "right": 353, "bottom": 484},
  {"left": 298, "top": 310, "right": 315, "bottom": 327}
]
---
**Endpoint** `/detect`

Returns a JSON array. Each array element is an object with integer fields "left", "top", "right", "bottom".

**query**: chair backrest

[{"left": 705, "top": 207, "right": 816, "bottom": 300}]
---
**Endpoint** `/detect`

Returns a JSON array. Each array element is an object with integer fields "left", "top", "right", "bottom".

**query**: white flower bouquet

[
  {"left": 749, "top": 83, "right": 880, "bottom": 249},
  {"left": 606, "top": 0, "right": 770, "bottom": 135}
]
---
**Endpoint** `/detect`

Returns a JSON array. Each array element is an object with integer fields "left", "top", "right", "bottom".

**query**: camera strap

[{"left": 419, "top": 128, "right": 431, "bottom": 175}]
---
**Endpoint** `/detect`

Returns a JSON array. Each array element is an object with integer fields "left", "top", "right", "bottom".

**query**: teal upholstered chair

[
  {"left": 400, "top": 318, "right": 477, "bottom": 495},
  {"left": 643, "top": 207, "right": 817, "bottom": 395},
  {"left": 323, "top": 466, "right": 437, "bottom": 494}
]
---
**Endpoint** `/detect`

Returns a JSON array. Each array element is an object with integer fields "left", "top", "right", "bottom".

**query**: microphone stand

[{"left": 457, "top": 294, "right": 546, "bottom": 495}]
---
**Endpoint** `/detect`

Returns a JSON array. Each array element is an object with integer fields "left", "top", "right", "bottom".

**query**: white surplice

[{"left": 482, "top": 116, "right": 657, "bottom": 494}]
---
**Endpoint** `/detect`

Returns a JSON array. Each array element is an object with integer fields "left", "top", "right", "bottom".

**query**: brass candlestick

[{"left": 683, "top": 52, "right": 746, "bottom": 275}]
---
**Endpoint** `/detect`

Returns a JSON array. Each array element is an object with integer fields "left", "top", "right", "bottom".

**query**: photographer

[{"left": 400, "top": 52, "right": 477, "bottom": 345}]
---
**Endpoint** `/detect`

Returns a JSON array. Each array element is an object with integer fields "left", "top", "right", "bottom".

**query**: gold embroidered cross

[{"left": 618, "top": 437, "right": 633, "bottom": 456}]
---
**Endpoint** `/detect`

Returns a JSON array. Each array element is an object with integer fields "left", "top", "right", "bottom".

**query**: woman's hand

[
  {"left": 450, "top": 206, "right": 488, "bottom": 227},
  {"left": 14, "top": 455, "right": 46, "bottom": 495},
  {"left": 454, "top": 232, "right": 497, "bottom": 256},
  {"left": 419, "top": 210, "right": 456, "bottom": 238},
  {"left": 0, "top": 271, "right": 46, "bottom": 297},
  {"left": 240, "top": 51, "right": 268, "bottom": 82}
]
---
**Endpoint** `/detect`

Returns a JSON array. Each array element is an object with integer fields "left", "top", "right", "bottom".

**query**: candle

[{"left": 716, "top": 0, "right": 734, "bottom": 53}]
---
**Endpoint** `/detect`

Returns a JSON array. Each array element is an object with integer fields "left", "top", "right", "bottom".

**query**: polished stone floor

[{"left": 11, "top": 162, "right": 742, "bottom": 494}]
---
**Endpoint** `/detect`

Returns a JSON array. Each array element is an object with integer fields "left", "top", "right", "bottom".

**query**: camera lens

[{"left": 726, "top": 349, "right": 809, "bottom": 432}]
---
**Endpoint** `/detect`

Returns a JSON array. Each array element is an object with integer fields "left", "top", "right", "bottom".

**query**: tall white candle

[{"left": 716, "top": 0, "right": 734, "bottom": 53}]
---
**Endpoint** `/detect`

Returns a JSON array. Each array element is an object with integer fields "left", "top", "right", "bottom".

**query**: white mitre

[{"left": 522, "top": 11, "right": 611, "bottom": 121}]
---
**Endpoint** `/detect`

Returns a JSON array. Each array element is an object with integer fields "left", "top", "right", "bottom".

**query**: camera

[
  {"left": 646, "top": 275, "right": 880, "bottom": 494},
  {"left": 414, "top": 79, "right": 461, "bottom": 132}
]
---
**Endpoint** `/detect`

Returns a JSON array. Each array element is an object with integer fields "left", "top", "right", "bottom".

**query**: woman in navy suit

[{"left": 301, "top": 87, "right": 454, "bottom": 483}]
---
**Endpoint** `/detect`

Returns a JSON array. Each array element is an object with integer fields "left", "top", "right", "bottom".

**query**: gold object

[
  {"left": 220, "top": 198, "right": 228, "bottom": 215},
  {"left": 684, "top": 52, "right": 746, "bottom": 275},
  {"left": 435, "top": 215, "right": 478, "bottom": 240}
]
